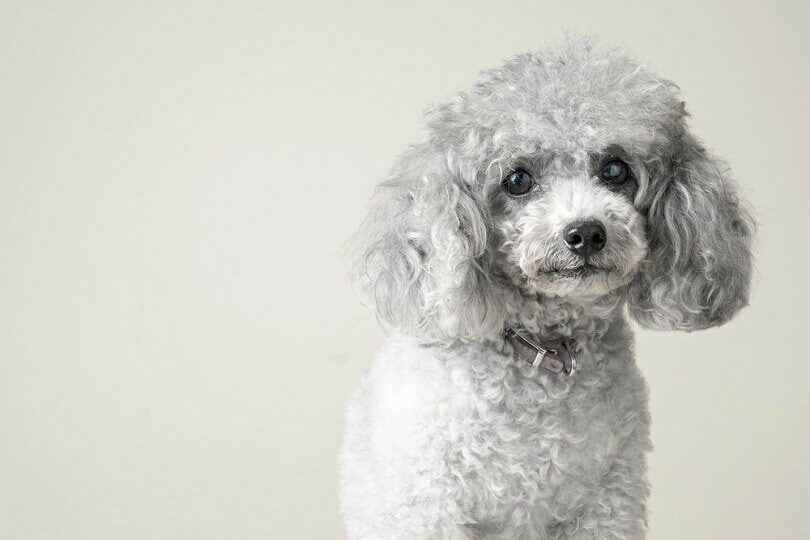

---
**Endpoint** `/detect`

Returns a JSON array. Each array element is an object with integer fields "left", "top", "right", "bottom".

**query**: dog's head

[{"left": 355, "top": 39, "right": 754, "bottom": 339}]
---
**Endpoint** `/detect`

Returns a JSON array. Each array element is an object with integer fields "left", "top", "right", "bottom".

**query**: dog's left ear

[{"left": 628, "top": 127, "right": 755, "bottom": 331}]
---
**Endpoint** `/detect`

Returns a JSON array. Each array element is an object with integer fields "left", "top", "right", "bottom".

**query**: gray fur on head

[{"left": 353, "top": 37, "right": 754, "bottom": 340}]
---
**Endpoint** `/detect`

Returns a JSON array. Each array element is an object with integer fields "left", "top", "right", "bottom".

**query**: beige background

[{"left": 1, "top": 1, "right": 808, "bottom": 538}]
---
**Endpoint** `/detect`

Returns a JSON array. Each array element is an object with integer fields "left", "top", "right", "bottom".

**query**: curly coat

[{"left": 340, "top": 37, "right": 754, "bottom": 539}]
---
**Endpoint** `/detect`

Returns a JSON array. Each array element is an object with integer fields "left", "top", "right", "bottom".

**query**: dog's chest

[
  {"left": 435, "top": 345, "right": 643, "bottom": 525},
  {"left": 365, "top": 336, "right": 647, "bottom": 531}
]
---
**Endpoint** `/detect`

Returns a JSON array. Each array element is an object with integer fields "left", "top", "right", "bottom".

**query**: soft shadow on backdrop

[{"left": 1, "top": 1, "right": 808, "bottom": 539}]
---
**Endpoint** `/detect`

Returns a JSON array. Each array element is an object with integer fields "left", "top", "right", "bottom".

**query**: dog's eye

[
  {"left": 503, "top": 169, "right": 534, "bottom": 196},
  {"left": 599, "top": 159, "right": 630, "bottom": 184}
]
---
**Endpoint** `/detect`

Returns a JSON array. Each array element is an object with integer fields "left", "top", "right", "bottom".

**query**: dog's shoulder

[{"left": 365, "top": 335, "right": 456, "bottom": 416}]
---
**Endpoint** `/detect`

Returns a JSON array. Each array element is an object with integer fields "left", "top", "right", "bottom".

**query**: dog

[{"left": 340, "top": 38, "right": 754, "bottom": 539}]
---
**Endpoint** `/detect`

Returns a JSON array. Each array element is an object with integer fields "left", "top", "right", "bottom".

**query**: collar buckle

[{"left": 504, "top": 327, "right": 577, "bottom": 376}]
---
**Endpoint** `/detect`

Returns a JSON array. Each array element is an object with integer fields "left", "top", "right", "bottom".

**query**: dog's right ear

[{"left": 352, "top": 143, "right": 503, "bottom": 340}]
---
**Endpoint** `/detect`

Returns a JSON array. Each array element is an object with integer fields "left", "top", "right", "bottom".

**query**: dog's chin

[{"left": 525, "top": 265, "right": 633, "bottom": 298}]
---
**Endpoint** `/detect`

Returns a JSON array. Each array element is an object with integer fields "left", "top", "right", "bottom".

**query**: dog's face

[
  {"left": 487, "top": 148, "right": 647, "bottom": 300},
  {"left": 355, "top": 39, "right": 754, "bottom": 339}
]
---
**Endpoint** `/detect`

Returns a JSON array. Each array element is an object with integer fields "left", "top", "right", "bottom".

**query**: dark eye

[
  {"left": 503, "top": 168, "right": 534, "bottom": 196},
  {"left": 599, "top": 158, "right": 630, "bottom": 184}
]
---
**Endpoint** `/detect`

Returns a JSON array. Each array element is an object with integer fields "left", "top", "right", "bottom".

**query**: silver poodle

[{"left": 340, "top": 38, "right": 754, "bottom": 539}]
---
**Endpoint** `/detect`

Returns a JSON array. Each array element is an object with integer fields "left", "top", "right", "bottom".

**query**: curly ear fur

[
  {"left": 353, "top": 143, "right": 504, "bottom": 340},
  {"left": 629, "top": 129, "right": 755, "bottom": 331}
]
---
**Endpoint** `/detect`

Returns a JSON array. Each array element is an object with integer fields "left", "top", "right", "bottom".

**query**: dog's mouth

[{"left": 540, "top": 264, "right": 612, "bottom": 279}]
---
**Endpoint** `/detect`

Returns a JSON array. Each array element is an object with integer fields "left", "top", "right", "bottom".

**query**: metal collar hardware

[{"left": 504, "top": 327, "right": 577, "bottom": 376}]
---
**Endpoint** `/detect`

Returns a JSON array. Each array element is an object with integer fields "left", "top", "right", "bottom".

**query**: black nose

[{"left": 563, "top": 220, "right": 607, "bottom": 257}]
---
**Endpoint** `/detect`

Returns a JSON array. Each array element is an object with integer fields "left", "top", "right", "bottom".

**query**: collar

[{"left": 503, "top": 327, "right": 578, "bottom": 376}]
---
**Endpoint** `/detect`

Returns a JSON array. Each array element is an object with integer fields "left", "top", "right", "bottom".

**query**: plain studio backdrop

[{"left": 1, "top": 1, "right": 808, "bottom": 539}]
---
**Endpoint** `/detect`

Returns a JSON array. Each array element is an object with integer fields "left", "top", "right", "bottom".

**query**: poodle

[{"left": 340, "top": 38, "right": 754, "bottom": 539}]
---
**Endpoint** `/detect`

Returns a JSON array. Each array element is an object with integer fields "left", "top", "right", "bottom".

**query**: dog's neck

[
  {"left": 498, "top": 289, "right": 628, "bottom": 375},
  {"left": 502, "top": 288, "right": 626, "bottom": 345}
]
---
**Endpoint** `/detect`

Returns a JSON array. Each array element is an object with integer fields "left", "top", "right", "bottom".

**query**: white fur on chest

[{"left": 341, "top": 334, "right": 650, "bottom": 539}]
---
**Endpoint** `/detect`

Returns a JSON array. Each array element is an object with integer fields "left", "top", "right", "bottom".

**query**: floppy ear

[
  {"left": 353, "top": 143, "right": 503, "bottom": 340},
  {"left": 628, "top": 130, "right": 755, "bottom": 331}
]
